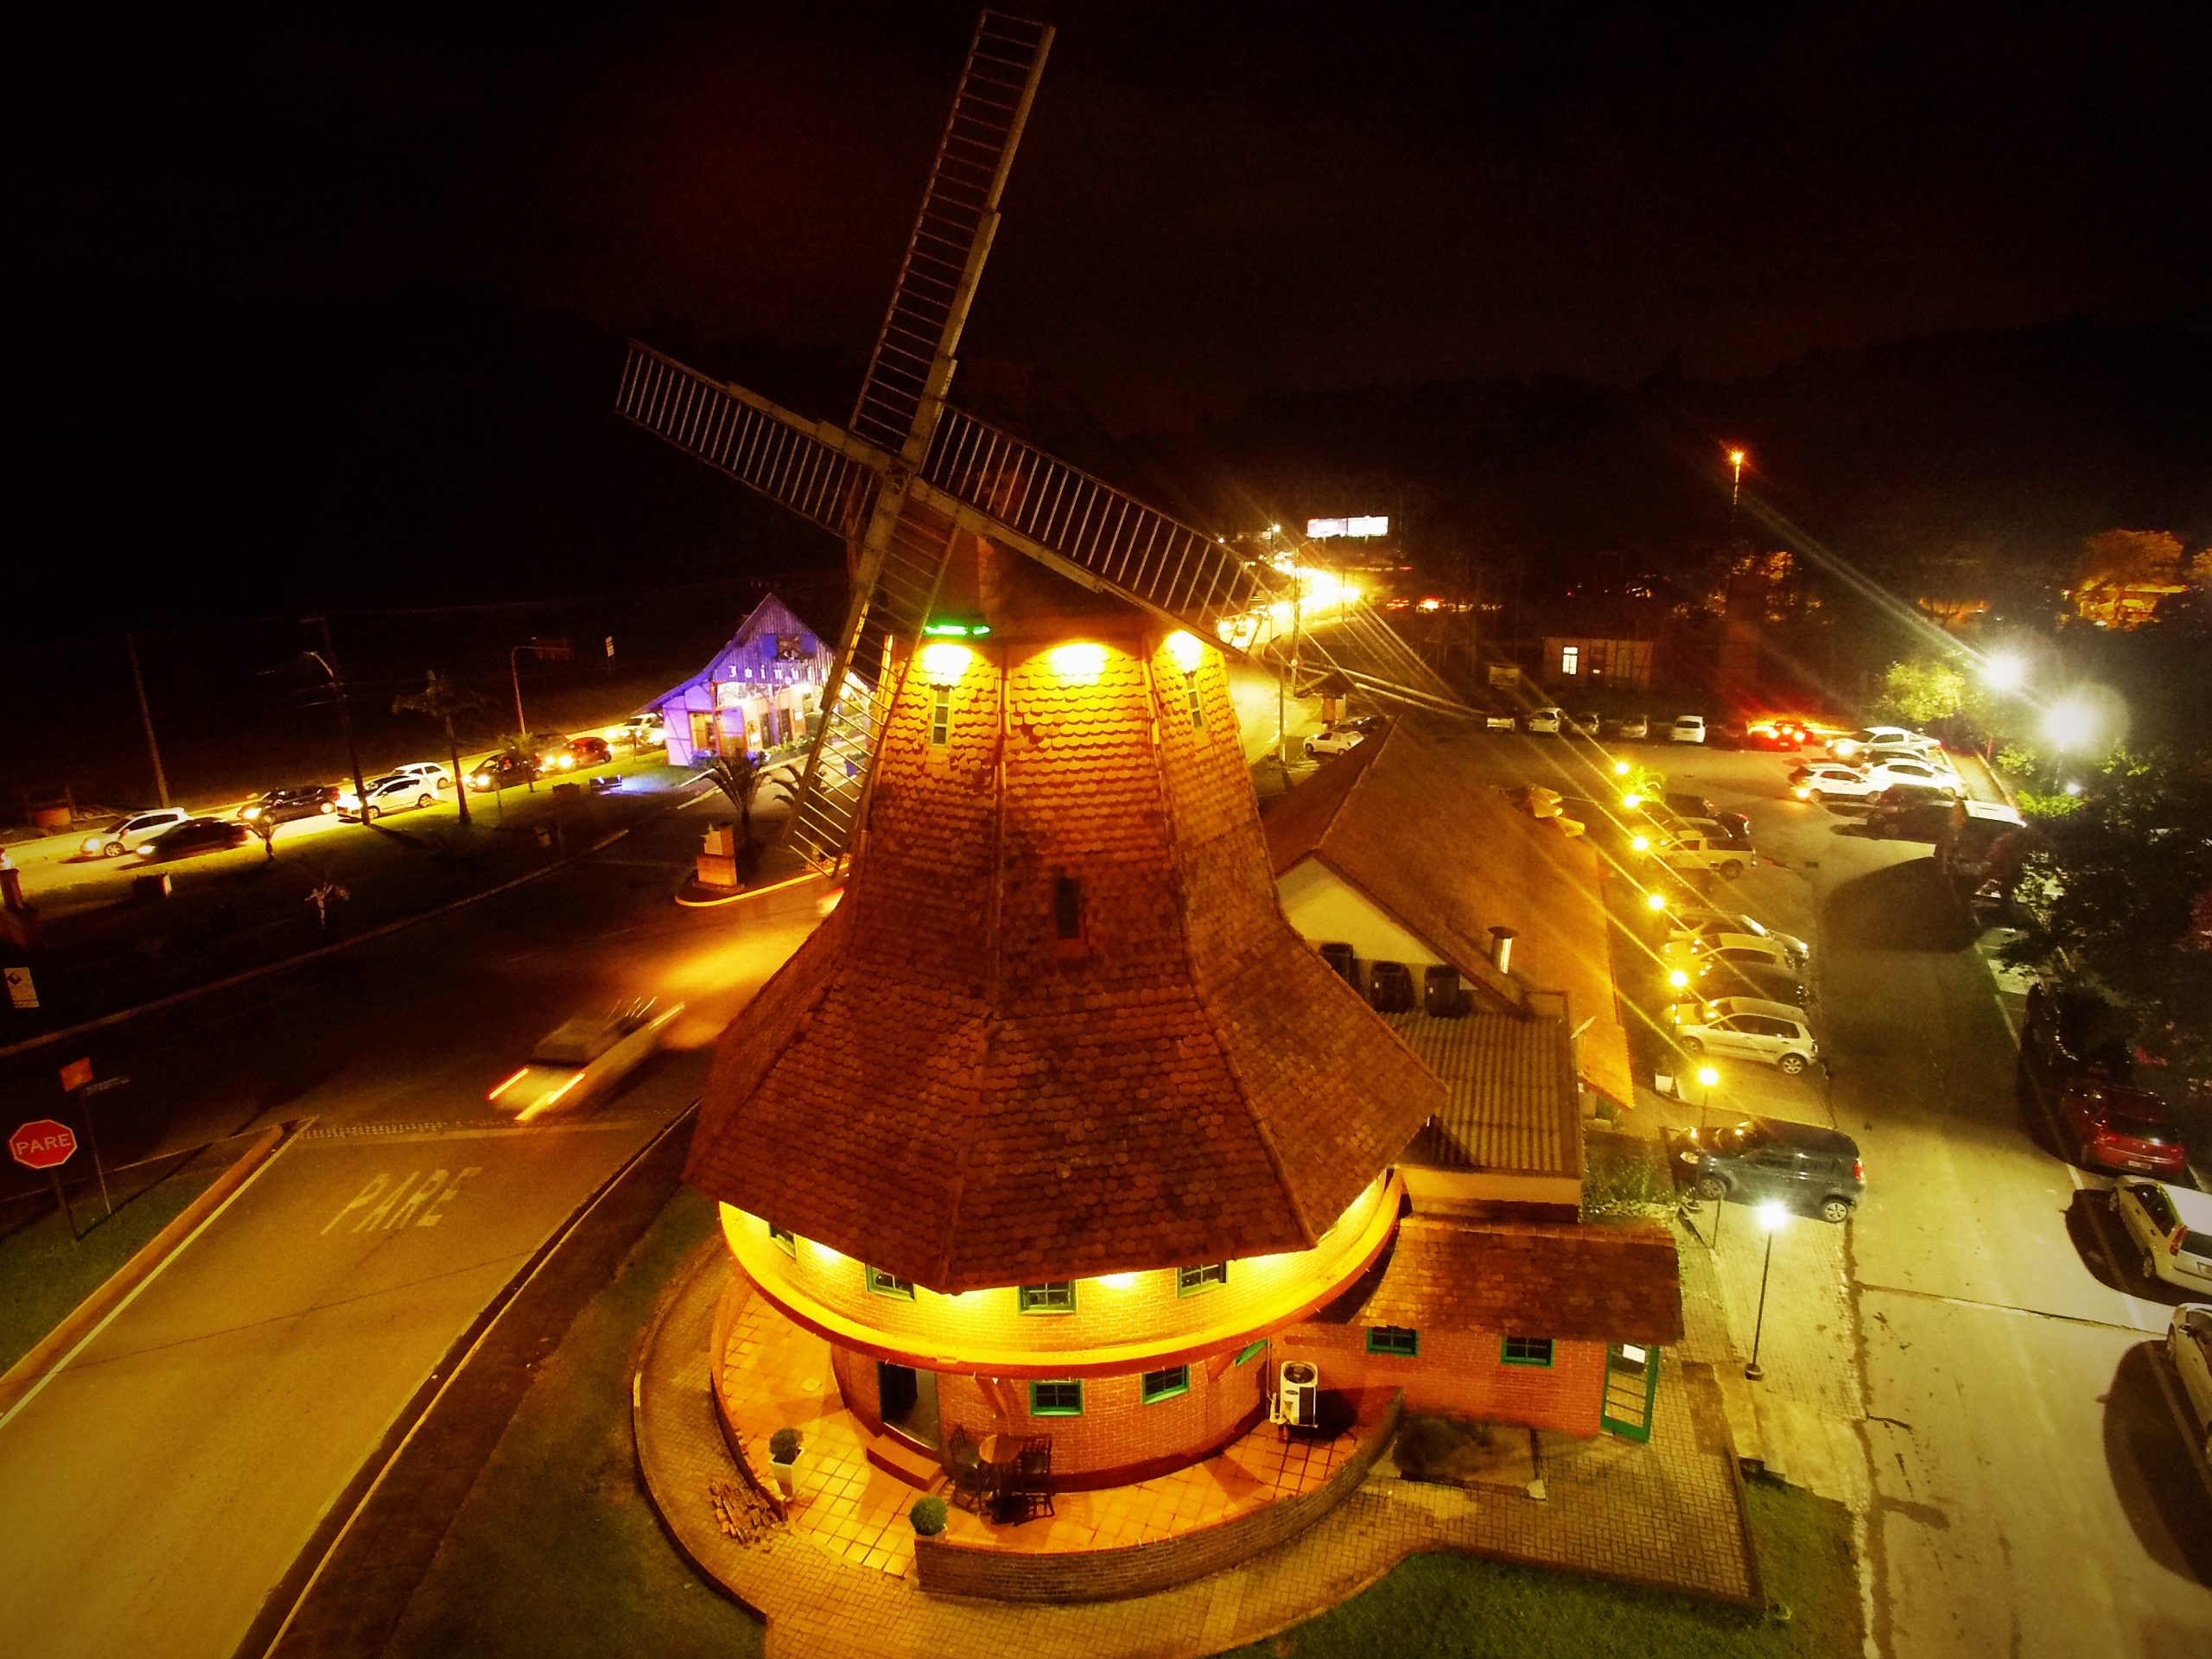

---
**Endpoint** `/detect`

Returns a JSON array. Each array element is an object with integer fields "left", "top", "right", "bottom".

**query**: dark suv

[{"left": 1666, "top": 1116, "right": 1865, "bottom": 1223}]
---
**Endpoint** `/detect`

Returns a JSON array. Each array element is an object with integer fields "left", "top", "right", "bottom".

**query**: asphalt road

[{"left": 0, "top": 792, "right": 823, "bottom": 1659}]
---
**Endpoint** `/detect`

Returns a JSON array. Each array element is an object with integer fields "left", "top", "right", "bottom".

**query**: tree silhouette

[{"left": 393, "top": 671, "right": 490, "bottom": 826}]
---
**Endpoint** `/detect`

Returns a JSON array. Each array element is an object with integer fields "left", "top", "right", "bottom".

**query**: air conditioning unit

[
  {"left": 1319, "top": 941, "right": 1359, "bottom": 988},
  {"left": 1422, "top": 965, "right": 1467, "bottom": 1018},
  {"left": 1278, "top": 1360, "right": 1319, "bottom": 1428},
  {"left": 1368, "top": 960, "right": 1414, "bottom": 1013}
]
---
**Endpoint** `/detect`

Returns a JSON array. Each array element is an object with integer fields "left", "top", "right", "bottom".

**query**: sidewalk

[{"left": 633, "top": 1245, "right": 1759, "bottom": 1659}]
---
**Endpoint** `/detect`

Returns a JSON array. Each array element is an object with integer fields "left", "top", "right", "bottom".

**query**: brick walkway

[{"left": 634, "top": 1243, "right": 1760, "bottom": 1658}]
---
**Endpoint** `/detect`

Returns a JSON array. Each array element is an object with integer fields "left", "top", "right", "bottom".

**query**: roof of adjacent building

[
  {"left": 1360, "top": 1215, "right": 1684, "bottom": 1344},
  {"left": 648, "top": 591, "right": 826, "bottom": 710},
  {"left": 1384, "top": 1010, "right": 1581, "bottom": 1179},
  {"left": 687, "top": 555, "right": 1446, "bottom": 1294},
  {"left": 1261, "top": 717, "right": 1637, "bottom": 1106}
]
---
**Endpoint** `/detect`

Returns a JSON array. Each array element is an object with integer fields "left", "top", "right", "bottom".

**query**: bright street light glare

[
  {"left": 1982, "top": 651, "right": 2026, "bottom": 691},
  {"left": 1757, "top": 1199, "right": 1789, "bottom": 1231},
  {"left": 1696, "top": 1065, "right": 1719, "bottom": 1089},
  {"left": 1613, "top": 760, "right": 1631, "bottom": 776},
  {"left": 1631, "top": 834, "right": 1651, "bottom": 853},
  {"left": 1645, "top": 891, "right": 1668, "bottom": 912},
  {"left": 1668, "top": 969, "right": 1689, "bottom": 988},
  {"left": 2044, "top": 698, "right": 2096, "bottom": 751}
]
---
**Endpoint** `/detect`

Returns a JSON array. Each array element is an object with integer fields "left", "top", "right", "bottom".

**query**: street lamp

[
  {"left": 1727, "top": 448, "right": 1747, "bottom": 509},
  {"left": 1981, "top": 651, "right": 2026, "bottom": 693},
  {"left": 1645, "top": 890, "right": 1668, "bottom": 912},
  {"left": 2044, "top": 696, "right": 2097, "bottom": 753},
  {"left": 1745, "top": 1199, "right": 1789, "bottom": 1381},
  {"left": 1613, "top": 760, "right": 1632, "bottom": 778}
]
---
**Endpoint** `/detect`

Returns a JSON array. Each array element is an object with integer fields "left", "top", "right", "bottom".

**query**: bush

[
  {"left": 768, "top": 1427, "right": 802, "bottom": 1464},
  {"left": 1581, "top": 1131, "right": 1679, "bottom": 1218},
  {"left": 909, "top": 1495, "right": 949, "bottom": 1536}
]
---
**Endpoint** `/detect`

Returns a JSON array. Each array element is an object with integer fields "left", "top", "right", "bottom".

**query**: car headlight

[
  {"left": 80, "top": 836, "right": 102, "bottom": 854},
  {"left": 243, "top": 805, "right": 262, "bottom": 819}
]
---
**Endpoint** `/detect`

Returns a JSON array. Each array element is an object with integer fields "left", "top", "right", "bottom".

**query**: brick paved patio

[{"left": 634, "top": 1243, "right": 1760, "bottom": 1658}]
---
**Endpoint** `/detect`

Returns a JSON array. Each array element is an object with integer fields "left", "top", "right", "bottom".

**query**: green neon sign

[{"left": 922, "top": 620, "right": 992, "bottom": 638}]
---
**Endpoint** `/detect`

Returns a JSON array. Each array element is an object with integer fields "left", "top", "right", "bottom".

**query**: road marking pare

[{"left": 320, "top": 1167, "right": 483, "bottom": 1235}]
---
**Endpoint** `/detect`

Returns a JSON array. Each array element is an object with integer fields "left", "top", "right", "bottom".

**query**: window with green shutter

[
  {"left": 1029, "top": 1379, "right": 1083, "bottom": 1416},
  {"left": 1176, "top": 1262, "right": 1228, "bottom": 1295},
  {"left": 1366, "top": 1325, "right": 1419, "bottom": 1357},
  {"left": 1141, "top": 1365, "right": 1190, "bottom": 1403},
  {"left": 767, "top": 1224, "right": 796, "bottom": 1256},
  {"left": 1018, "top": 1281, "right": 1076, "bottom": 1314},
  {"left": 866, "top": 1266, "right": 914, "bottom": 1300},
  {"left": 1502, "top": 1335, "right": 1554, "bottom": 1367},
  {"left": 1233, "top": 1338, "right": 1266, "bottom": 1366}
]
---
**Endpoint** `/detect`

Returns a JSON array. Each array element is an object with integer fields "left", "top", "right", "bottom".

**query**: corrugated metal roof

[{"left": 1388, "top": 1010, "right": 1581, "bottom": 1180}]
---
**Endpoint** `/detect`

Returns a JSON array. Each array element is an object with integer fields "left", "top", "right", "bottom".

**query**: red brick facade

[{"left": 1273, "top": 1320, "right": 1609, "bottom": 1437}]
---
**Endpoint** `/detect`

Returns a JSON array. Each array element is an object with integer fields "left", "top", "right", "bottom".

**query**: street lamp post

[
  {"left": 1727, "top": 448, "right": 1747, "bottom": 515},
  {"left": 1745, "top": 1199, "right": 1789, "bottom": 1381},
  {"left": 302, "top": 618, "right": 369, "bottom": 815}
]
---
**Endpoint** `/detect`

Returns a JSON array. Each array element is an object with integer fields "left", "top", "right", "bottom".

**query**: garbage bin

[
  {"left": 533, "top": 824, "right": 554, "bottom": 849},
  {"left": 132, "top": 872, "right": 173, "bottom": 901}
]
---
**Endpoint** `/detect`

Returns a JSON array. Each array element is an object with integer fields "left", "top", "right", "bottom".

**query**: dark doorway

[{"left": 875, "top": 1362, "right": 940, "bottom": 1450}]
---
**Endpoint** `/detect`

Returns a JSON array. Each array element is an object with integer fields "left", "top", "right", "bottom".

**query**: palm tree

[
  {"left": 393, "top": 671, "right": 490, "bottom": 826},
  {"left": 699, "top": 749, "right": 794, "bottom": 882}
]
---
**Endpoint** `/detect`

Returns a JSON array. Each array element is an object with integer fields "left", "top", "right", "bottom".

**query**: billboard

[{"left": 1306, "top": 516, "right": 1389, "bottom": 540}]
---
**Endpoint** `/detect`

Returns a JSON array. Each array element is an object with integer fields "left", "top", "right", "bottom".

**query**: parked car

[
  {"left": 1483, "top": 710, "right": 1516, "bottom": 732},
  {"left": 468, "top": 752, "right": 542, "bottom": 792},
  {"left": 1671, "top": 931, "right": 1802, "bottom": 978},
  {"left": 547, "top": 735, "right": 612, "bottom": 772},
  {"left": 1334, "top": 714, "right": 1388, "bottom": 735},
  {"left": 1683, "top": 949, "right": 1810, "bottom": 1008},
  {"left": 1674, "top": 996, "right": 1821, "bottom": 1076},
  {"left": 385, "top": 762, "right": 454, "bottom": 788},
  {"left": 1569, "top": 711, "right": 1603, "bottom": 736},
  {"left": 2167, "top": 1306, "right": 2212, "bottom": 1459},
  {"left": 618, "top": 712, "right": 668, "bottom": 748},
  {"left": 136, "top": 817, "right": 251, "bottom": 861},
  {"left": 340, "top": 774, "right": 445, "bottom": 821},
  {"left": 1829, "top": 725, "right": 1937, "bottom": 761},
  {"left": 488, "top": 998, "right": 685, "bottom": 1121},
  {"left": 1666, "top": 1114, "right": 1862, "bottom": 1222},
  {"left": 79, "top": 807, "right": 190, "bottom": 858},
  {"left": 1664, "top": 791, "right": 1722, "bottom": 823},
  {"left": 2065, "top": 1083, "right": 2187, "bottom": 1177},
  {"left": 1790, "top": 764, "right": 1878, "bottom": 804},
  {"left": 1645, "top": 829, "right": 1750, "bottom": 880},
  {"left": 2110, "top": 1182, "right": 2212, "bottom": 1295},
  {"left": 1670, "top": 714, "right": 1707, "bottom": 744},
  {"left": 238, "top": 785, "right": 340, "bottom": 826},
  {"left": 1523, "top": 707, "right": 1565, "bottom": 734},
  {"left": 2022, "top": 982, "right": 2134, "bottom": 1081},
  {"left": 1667, "top": 907, "right": 1811, "bottom": 966},
  {"left": 1746, "top": 719, "right": 1811, "bottom": 750},
  {"left": 1614, "top": 713, "right": 1649, "bottom": 740},
  {"left": 1672, "top": 805, "right": 1753, "bottom": 847},
  {"left": 1860, "top": 758, "right": 1964, "bottom": 798},
  {"left": 1304, "top": 726, "right": 1367, "bottom": 760},
  {"left": 1936, "top": 800, "right": 2026, "bottom": 887}
]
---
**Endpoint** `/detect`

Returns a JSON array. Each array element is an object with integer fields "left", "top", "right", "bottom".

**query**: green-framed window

[
  {"left": 1366, "top": 1325, "right": 1419, "bottom": 1357},
  {"left": 766, "top": 1224, "right": 796, "bottom": 1256},
  {"left": 1186, "top": 680, "right": 1205, "bottom": 730},
  {"left": 1502, "top": 1335, "right": 1554, "bottom": 1368},
  {"left": 1233, "top": 1338, "right": 1267, "bottom": 1366},
  {"left": 1141, "top": 1364, "right": 1191, "bottom": 1404},
  {"left": 930, "top": 686, "right": 952, "bottom": 747},
  {"left": 1029, "top": 1379, "right": 1084, "bottom": 1417},
  {"left": 1177, "top": 1262, "right": 1228, "bottom": 1295},
  {"left": 1018, "top": 1281, "right": 1077, "bottom": 1314},
  {"left": 866, "top": 1266, "right": 914, "bottom": 1300}
]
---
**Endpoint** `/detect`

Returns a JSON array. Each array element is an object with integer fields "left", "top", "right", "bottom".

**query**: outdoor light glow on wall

[
  {"left": 1048, "top": 642, "right": 1109, "bottom": 684},
  {"left": 920, "top": 642, "right": 975, "bottom": 687},
  {"left": 1645, "top": 892, "right": 1667, "bottom": 912},
  {"left": 1164, "top": 630, "right": 1206, "bottom": 676},
  {"left": 1099, "top": 1272, "right": 1140, "bottom": 1288}
]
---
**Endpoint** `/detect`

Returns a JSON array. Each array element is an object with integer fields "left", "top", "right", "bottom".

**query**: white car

[
  {"left": 1644, "top": 830, "right": 1749, "bottom": 880},
  {"left": 1304, "top": 727, "right": 1367, "bottom": 760},
  {"left": 619, "top": 713, "right": 667, "bottom": 748},
  {"left": 1667, "top": 931, "right": 1800, "bottom": 976},
  {"left": 386, "top": 762, "right": 454, "bottom": 787},
  {"left": 2168, "top": 1306, "right": 2212, "bottom": 1459},
  {"left": 1829, "top": 725, "right": 1937, "bottom": 760},
  {"left": 340, "top": 774, "right": 447, "bottom": 821},
  {"left": 80, "top": 807, "right": 191, "bottom": 858},
  {"left": 1861, "top": 759, "right": 1964, "bottom": 798},
  {"left": 1675, "top": 996, "right": 1820, "bottom": 1075},
  {"left": 1523, "top": 707, "right": 1565, "bottom": 735},
  {"left": 1670, "top": 908, "right": 1811, "bottom": 964},
  {"left": 1670, "top": 715, "right": 1707, "bottom": 744},
  {"left": 1790, "top": 764, "right": 1878, "bottom": 804},
  {"left": 2109, "top": 1181, "right": 2212, "bottom": 1295},
  {"left": 489, "top": 998, "right": 684, "bottom": 1121}
]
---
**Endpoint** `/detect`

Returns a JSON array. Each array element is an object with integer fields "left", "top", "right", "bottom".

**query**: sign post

[
  {"left": 11, "top": 1118, "right": 81, "bottom": 1239},
  {"left": 5, "top": 964, "right": 36, "bottom": 1010},
  {"left": 60, "top": 1059, "right": 117, "bottom": 1217}
]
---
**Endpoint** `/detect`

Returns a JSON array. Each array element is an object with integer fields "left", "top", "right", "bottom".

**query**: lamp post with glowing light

[
  {"left": 1727, "top": 448, "right": 1747, "bottom": 517},
  {"left": 1745, "top": 1199, "right": 1789, "bottom": 1381}
]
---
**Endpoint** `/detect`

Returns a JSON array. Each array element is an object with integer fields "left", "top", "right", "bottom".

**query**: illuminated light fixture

[
  {"left": 1613, "top": 760, "right": 1631, "bottom": 777},
  {"left": 486, "top": 1067, "right": 530, "bottom": 1103},
  {"left": 1631, "top": 834, "right": 1651, "bottom": 853},
  {"left": 1622, "top": 792, "right": 1643, "bottom": 809},
  {"left": 1982, "top": 651, "right": 2025, "bottom": 691},
  {"left": 1048, "top": 642, "right": 1109, "bottom": 684},
  {"left": 922, "top": 620, "right": 992, "bottom": 638},
  {"left": 2044, "top": 697, "right": 2096, "bottom": 752},
  {"left": 1793, "top": 785, "right": 1811, "bottom": 799},
  {"left": 1645, "top": 892, "right": 1667, "bottom": 912},
  {"left": 1757, "top": 1198, "right": 1789, "bottom": 1230},
  {"left": 1696, "top": 1065, "right": 1720, "bottom": 1089},
  {"left": 1099, "top": 1272, "right": 1139, "bottom": 1288},
  {"left": 920, "top": 641, "right": 974, "bottom": 687},
  {"left": 1163, "top": 630, "right": 1206, "bottom": 676},
  {"left": 812, "top": 1242, "right": 845, "bottom": 1265},
  {"left": 1728, "top": 448, "right": 1746, "bottom": 468},
  {"left": 1668, "top": 969, "right": 1689, "bottom": 989}
]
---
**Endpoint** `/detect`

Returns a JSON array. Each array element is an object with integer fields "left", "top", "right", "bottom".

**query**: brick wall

[
  {"left": 1274, "top": 1322, "right": 1606, "bottom": 1437},
  {"left": 914, "top": 1392, "right": 1403, "bottom": 1601}
]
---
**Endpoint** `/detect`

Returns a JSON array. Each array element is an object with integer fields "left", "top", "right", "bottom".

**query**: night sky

[{"left": 28, "top": 1, "right": 2207, "bottom": 431}]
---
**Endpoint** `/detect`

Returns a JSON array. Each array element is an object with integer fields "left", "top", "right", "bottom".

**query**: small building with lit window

[
  {"left": 1542, "top": 634, "right": 1654, "bottom": 690},
  {"left": 652, "top": 591, "right": 830, "bottom": 766}
]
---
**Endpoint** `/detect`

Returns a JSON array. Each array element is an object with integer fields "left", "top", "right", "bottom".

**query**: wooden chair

[
  {"left": 946, "top": 1426, "right": 994, "bottom": 1514},
  {"left": 998, "top": 1433, "right": 1056, "bottom": 1522}
]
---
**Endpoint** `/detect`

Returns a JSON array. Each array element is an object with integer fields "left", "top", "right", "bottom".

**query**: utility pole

[
  {"left": 305, "top": 617, "right": 369, "bottom": 812},
  {"left": 124, "top": 633, "right": 171, "bottom": 808},
  {"left": 511, "top": 643, "right": 531, "bottom": 737}
]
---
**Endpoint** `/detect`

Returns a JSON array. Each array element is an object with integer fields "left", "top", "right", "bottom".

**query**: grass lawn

[
  {"left": 385, "top": 1186, "right": 766, "bottom": 1659},
  {"left": 0, "top": 1152, "right": 223, "bottom": 1373},
  {"left": 1223, "top": 1476, "right": 1859, "bottom": 1659}
]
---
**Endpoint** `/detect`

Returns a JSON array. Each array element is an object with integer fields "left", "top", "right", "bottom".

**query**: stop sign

[{"left": 10, "top": 1119, "right": 78, "bottom": 1171}]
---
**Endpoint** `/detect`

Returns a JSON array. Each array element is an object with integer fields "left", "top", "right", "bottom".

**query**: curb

[
  {"left": 0, "top": 781, "right": 711, "bottom": 1064},
  {"left": 0, "top": 1120, "right": 296, "bottom": 1419}
]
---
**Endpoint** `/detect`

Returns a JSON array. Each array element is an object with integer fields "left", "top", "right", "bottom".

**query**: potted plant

[
  {"left": 909, "top": 1495, "right": 948, "bottom": 1537},
  {"left": 767, "top": 1427, "right": 803, "bottom": 1497}
]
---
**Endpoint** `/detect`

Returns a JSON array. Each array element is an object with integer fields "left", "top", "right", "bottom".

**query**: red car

[
  {"left": 2063, "top": 1082, "right": 2188, "bottom": 1177},
  {"left": 1745, "top": 719, "right": 1810, "bottom": 751}
]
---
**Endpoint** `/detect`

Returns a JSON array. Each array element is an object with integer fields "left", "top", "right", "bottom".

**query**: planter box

[{"left": 696, "top": 852, "right": 740, "bottom": 890}]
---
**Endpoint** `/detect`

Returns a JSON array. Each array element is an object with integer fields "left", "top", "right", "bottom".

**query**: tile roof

[
  {"left": 1261, "top": 717, "right": 1637, "bottom": 1106},
  {"left": 1385, "top": 1010, "right": 1582, "bottom": 1179},
  {"left": 1360, "top": 1215, "right": 1684, "bottom": 1344},
  {"left": 687, "top": 556, "right": 1446, "bottom": 1294}
]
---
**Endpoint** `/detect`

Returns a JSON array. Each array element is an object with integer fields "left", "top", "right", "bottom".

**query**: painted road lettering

[{"left": 321, "top": 1167, "right": 485, "bottom": 1235}]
